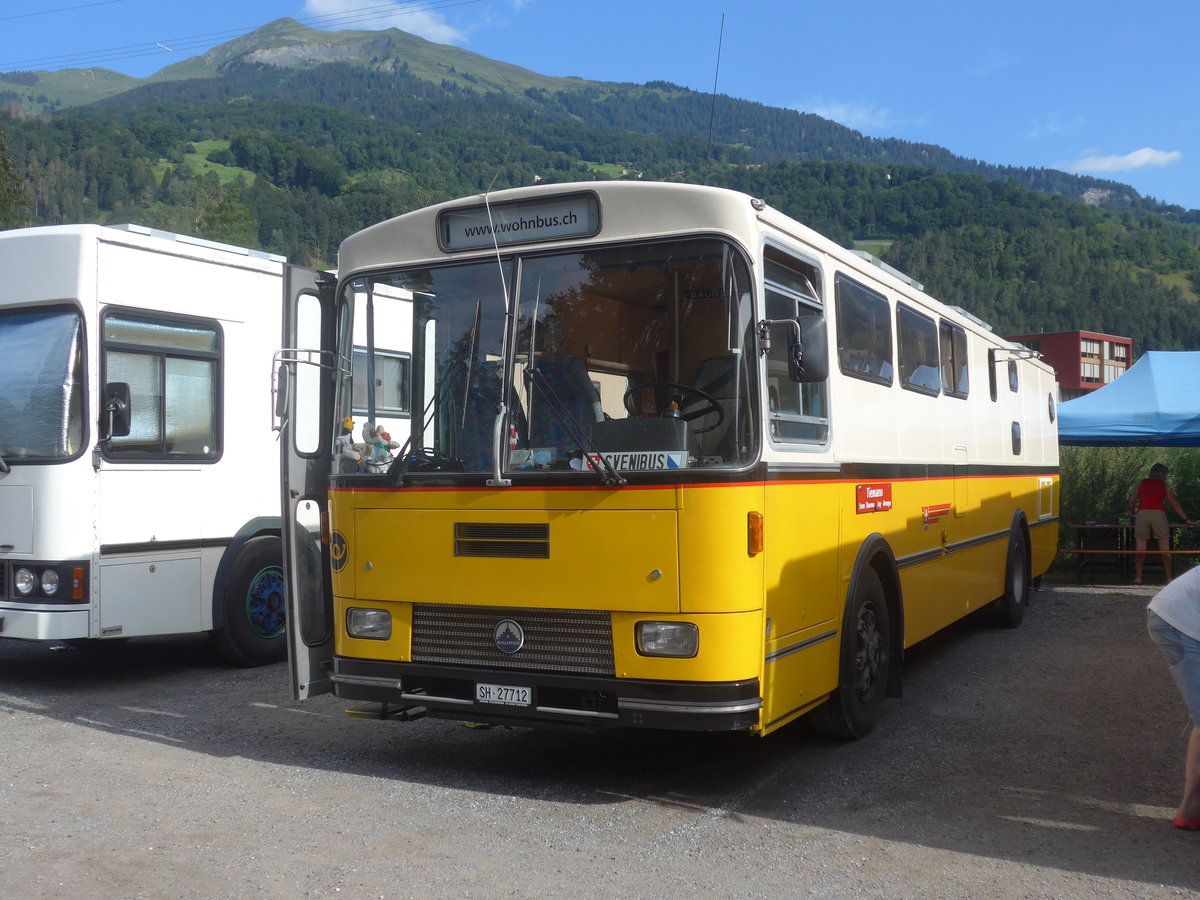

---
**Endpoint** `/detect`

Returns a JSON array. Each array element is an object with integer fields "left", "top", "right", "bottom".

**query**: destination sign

[{"left": 438, "top": 193, "right": 600, "bottom": 251}]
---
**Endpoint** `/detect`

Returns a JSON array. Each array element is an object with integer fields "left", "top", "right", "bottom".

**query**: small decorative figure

[
  {"left": 361, "top": 422, "right": 399, "bottom": 473},
  {"left": 335, "top": 416, "right": 364, "bottom": 473}
]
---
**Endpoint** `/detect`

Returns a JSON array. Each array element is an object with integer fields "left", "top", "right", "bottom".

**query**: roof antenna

[
  {"left": 481, "top": 145, "right": 515, "bottom": 488},
  {"left": 705, "top": 13, "right": 725, "bottom": 159}
]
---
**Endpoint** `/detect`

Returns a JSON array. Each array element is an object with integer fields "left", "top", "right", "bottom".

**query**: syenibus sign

[{"left": 438, "top": 193, "right": 599, "bottom": 251}]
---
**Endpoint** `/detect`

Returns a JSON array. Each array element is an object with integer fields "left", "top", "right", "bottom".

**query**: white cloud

[
  {"left": 1069, "top": 147, "right": 1182, "bottom": 174},
  {"left": 795, "top": 98, "right": 904, "bottom": 135},
  {"left": 301, "top": 1, "right": 467, "bottom": 44}
]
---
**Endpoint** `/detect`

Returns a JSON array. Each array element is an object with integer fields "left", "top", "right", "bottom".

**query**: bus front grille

[{"left": 411, "top": 603, "right": 615, "bottom": 676}]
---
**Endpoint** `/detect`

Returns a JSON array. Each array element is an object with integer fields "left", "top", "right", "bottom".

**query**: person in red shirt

[{"left": 1129, "top": 463, "right": 1192, "bottom": 584}]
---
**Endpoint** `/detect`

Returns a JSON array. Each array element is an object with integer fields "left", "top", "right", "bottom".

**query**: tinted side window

[
  {"left": 835, "top": 274, "right": 892, "bottom": 385},
  {"left": 939, "top": 320, "right": 969, "bottom": 399},
  {"left": 897, "top": 305, "right": 939, "bottom": 395}
]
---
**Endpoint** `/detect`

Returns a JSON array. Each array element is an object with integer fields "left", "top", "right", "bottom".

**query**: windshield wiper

[
  {"left": 525, "top": 368, "right": 625, "bottom": 487},
  {"left": 0, "top": 452, "right": 9, "bottom": 474}
]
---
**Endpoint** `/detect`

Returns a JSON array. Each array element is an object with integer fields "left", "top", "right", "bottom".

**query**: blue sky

[{"left": 4, "top": 0, "right": 1199, "bottom": 211}]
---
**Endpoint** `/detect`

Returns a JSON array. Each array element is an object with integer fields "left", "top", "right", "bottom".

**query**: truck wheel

[
  {"left": 989, "top": 527, "right": 1030, "bottom": 629},
  {"left": 810, "top": 567, "right": 891, "bottom": 740},
  {"left": 212, "top": 536, "right": 287, "bottom": 666}
]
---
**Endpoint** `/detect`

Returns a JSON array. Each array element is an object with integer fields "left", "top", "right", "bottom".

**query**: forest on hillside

[{"left": 1, "top": 56, "right": 1199, "bottom": 353}]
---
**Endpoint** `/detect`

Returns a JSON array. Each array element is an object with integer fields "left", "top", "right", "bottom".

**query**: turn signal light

[{"left": 748, "top": 511, "right": 764, "bottom": 556}]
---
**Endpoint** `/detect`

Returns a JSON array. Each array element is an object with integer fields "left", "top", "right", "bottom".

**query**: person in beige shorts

[{"left": 1129, "top": 463, "right": 1192, "bottom": 584}]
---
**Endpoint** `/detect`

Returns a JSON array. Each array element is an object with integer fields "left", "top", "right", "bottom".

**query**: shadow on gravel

[{"left": 1, "top": 581, "right": 1195, "bottom": 892}]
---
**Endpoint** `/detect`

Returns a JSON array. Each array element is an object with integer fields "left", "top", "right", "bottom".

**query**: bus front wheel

[
  {"left": 212, "top": 535, "right": 287, "bottom": 667},
  {"left": 810, "top": 567, "right": 891, "bottom": 741}
]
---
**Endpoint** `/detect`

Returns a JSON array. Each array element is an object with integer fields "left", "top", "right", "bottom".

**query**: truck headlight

[
  {"left": 346, "top": 608, "right": 391, "bottom": 640},
  {"left": 41, "top": 569, "right": 60, "bottom": 596},
  {"left": 636, "top": 621, "right": 699, "bottom": 658},
  {"left": 14, "top": 567, "right": 35, "bottom": 596}
]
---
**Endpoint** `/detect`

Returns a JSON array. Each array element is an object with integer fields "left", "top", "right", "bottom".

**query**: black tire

[
  {"left": 212, "top": 535, "right": 287, "bottom": 666},
  {"left": 810, "top": 566, "right": 891, "bottom": 740},
  {"left": 989, "top": 528, "right": 1030, "bottom": 629}
]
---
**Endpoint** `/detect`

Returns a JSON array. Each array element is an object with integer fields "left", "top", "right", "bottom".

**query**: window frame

[
  {"left": 939, "top": 320, "right": 969, "bottom": 400},
  {"left": 0, "top": 303, "right": 89, "bottom": 465},
  {"left": 763, "top": 243, "right": 828, "bottom": 447},
  {"left": 351, "top": 346, "right": 412, "bottom": 420},
  {"left": 896, "top": 303, "right": 940, "bottom": 397},
  {"left": 835, "top": 273, "right": 893, "bottom": 386},
  {"left": 100, "top": 307, "right": 223, "bottom": 463}
]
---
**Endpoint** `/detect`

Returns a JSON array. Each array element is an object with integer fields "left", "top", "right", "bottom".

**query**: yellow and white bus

[{"left": 279, "top": 181, "right": 1058, "bottom": 739}]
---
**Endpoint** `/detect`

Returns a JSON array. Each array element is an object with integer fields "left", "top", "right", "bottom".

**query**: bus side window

[
  {"left": 897, "top": 304, "right": 939, "bottom": 395},
  {"left": 102, "top": 309, "right": 221, "bottom": 460},
  {"left": 939, "top": 320, "right": 969, "bottom": 399},
  {"left": 764, "top": 246, "right": 827, "bottom": 444},
  {"left": 835, "top": 274, "right": 892, "bottom": 384}
]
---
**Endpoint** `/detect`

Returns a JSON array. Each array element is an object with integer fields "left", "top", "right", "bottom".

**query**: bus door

[{"left": 277, "top": 265, "right": 338, "bottom": 699}]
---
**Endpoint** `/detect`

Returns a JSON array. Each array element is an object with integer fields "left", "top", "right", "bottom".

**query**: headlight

[
  {"left": 636, "top": 621, "right": 699, "bottom": 658},
  {"left": 14, "top": 567, "right": 36, "bottom": 595},
  {"left": 7, "top": 561, "right": 88, "bottom": 601},
  {"left": 41, "top": 569, "right": 60, "bottom": 596},
  {"left": 346, "top": 608, "right": 391, "bottom": 640}
]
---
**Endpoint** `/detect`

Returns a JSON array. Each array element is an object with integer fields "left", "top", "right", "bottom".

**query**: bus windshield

[
  {"left": 0, "top": 308, "right": 85, "bottom": 462},
  {"left": 343, "top": 237, "right": 758, "bottom": 477}
]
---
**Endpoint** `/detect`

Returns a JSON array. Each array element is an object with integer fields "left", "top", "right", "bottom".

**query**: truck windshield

[
  {"left": 0, "top": 308, "right": 85, "bottom": 463},
  {"left": 341, "top": 237, "right": 757, "bottom": 477}
]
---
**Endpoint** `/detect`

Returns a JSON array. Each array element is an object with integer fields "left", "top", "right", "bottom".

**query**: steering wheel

[{"left": 622, "top": 381, "right": 725, "bottom": 434}]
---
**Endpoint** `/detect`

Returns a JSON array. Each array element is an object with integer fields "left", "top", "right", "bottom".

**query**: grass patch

[
  {"left": 150, "top": 140, "right": 256, "bottom": 186},
  {"left": 852, "top": 239, "right": 893, "bottom": 258},
  {"left": 1157, "top": 270, "right": 1199, "bottom": 303}
]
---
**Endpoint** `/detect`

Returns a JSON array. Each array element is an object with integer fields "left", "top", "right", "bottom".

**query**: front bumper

[{"left": 331, "top": 657, "right": 763, "bottom": 732}]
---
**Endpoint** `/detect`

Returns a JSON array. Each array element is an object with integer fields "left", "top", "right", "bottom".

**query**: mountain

[
  {"left": 2, "top": 21, "right": 1198, "bottom": 353},
  {"left": 0, "top": 19, "right": 609, "bottom": 113},
  {"left": 0, "top": 20, "right": 1158, "bottom": 211}
]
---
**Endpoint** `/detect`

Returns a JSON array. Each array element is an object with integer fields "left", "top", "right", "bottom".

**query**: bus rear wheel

[
  {"left": 989, "top": 527, "right": 1030, "bottom": 629},
  {"left": 810, "top": 567, "right": 891, "bottom": 740},
  {"left": 212, "top": 536, "right": 287, "bottom": 667}
]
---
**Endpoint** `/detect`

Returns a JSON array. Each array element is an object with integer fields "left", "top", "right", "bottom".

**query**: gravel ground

[{"left": 1, "top": 579, "right": 1197, "bottom": 899}]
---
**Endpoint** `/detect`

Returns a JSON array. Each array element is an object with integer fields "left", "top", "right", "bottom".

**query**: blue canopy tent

[{"left": 1057, "top": 351, "right": 1200, "bottom": 446}]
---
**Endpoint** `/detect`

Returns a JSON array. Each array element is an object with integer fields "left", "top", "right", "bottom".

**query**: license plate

[{"left": 475, "top": 682, "right": 532, "bottom": 706}]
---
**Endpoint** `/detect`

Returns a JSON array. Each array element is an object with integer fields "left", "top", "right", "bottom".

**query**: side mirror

[
  {"left": 103, "top": 382, "right": 131, "bottom": 439},
  {"left": 793, "top": 315, "right": 828, "bottom": 383}
]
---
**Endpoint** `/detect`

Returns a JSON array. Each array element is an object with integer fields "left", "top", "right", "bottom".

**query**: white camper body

[{"left": 0, "top": 224, "right": 291, "bottom": 663}]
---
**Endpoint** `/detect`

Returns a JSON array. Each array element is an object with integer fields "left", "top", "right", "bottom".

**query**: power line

[
  {"left": 0, "top": 0, "right": 128, "bottom": 24},
  {"left": 0, "top": 0, "right": 486, "bottom": 73}
]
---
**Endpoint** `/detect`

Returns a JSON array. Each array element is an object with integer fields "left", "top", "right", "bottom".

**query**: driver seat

[{"left": 525, "top": 355, "right": 603, "bottom": 464}]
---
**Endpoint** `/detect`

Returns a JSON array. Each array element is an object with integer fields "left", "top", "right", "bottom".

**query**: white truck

[{"left": 0, "top": 224, "right": 409, "bottom": 664}]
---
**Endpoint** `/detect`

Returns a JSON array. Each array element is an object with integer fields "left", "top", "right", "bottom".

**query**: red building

[{"left": 1003, "top": 330, "right": 1132, "bottom": 401}]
